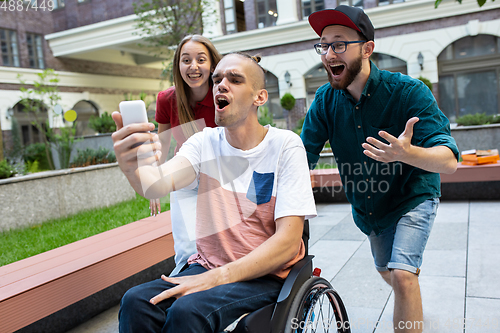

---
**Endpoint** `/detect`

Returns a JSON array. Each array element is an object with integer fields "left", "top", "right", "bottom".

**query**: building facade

[
  {"left": 0, "top": 0, "right": 163, "bottom": 152},
  {"left": 213, "top": 0, "right": 500, "bottom": 128},
  {"left": 1, "top": 0, "right": 500, "bottom": 152}
]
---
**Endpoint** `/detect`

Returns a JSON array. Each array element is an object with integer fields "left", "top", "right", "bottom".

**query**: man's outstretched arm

[
  {"left": 111, "top": 111, "right": 197, "bottom": 199},
  {"left": 150, "top": 215, "right": 304, "bottom": 304},
  {"left": 362, "top": 117, "right": 458, "bottom": 174}
]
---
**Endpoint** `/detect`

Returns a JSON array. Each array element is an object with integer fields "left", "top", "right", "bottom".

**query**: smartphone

[
  {"left": 119, "top": 100, "right": 149, "bottom": 127},
  {"left": 119, "top": 100, "right": 153, "bottom": 153}
]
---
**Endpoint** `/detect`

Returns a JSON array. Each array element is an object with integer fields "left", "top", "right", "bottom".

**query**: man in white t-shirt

[{"left": 111, "top": 52, "right": 317, "bottom": 333}]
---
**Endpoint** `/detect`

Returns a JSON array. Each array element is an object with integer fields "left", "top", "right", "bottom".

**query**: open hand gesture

[{"left": 362, "top": 117, "right": 419, "bottom": 163}]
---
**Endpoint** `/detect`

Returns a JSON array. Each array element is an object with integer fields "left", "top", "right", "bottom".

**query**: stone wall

[
  {"left": 451, "top": 124, "right": 500, "bottom": 152},
  {"left": 0, "top": 163, "right": 136, "bottom": 232}
]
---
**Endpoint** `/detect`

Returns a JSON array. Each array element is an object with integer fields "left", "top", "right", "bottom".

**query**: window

[
  {"left": 26, "top": 33, "right": 45, "bottom": 69},
  {"left": 224, "top": 0, "right": 246, "bottom": 34},
  {"left": 370, "top": 53, "right": 407, "bottom": 74},
  {"left": 52, "top": 0, "right": 65, "bottom": 10},
  {"left": 378, "top": 0, "right": 404, "bottom": 6},
  {"left": 13, "top": 101, "right": 48, "bottom": 146},
  {"left": 72, "top": 100, "right": 99, "bottom": 137},
  {"left": 304, "top": 63, "right": 328, "bottom": 108},
  {"left": 0, "top": 29, "right": 20, "bottom": 67},
  {"left": 302, "top": 0, "right": 324, "bottom": 18},
  {"left": 256, "top": 0, "right": 277, "bottom": 29},
  {"left": 438, "top": 35, "right": 500, "bottom": 122},
  {"left": 338, "top": 0, "right": 364, "bottom": 9}
]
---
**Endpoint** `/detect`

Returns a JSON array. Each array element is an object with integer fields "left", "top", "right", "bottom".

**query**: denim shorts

[{"left": 368, "top": 198, "right": 439, "bottom": 275}]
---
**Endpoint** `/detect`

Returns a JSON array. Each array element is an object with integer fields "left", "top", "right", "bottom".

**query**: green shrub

[
  {"left": 258, "top": 106, "right": 276, "bottom": 127},
  {"left": 293, "top": 116, "right": 305, "bottom": 135},
  {"left": 0, "top": 160, "right": 16, "bottom": 179},
  {"left": 23, "top": 142, "right": 51, "bottom": 171},
  {"left": 417, "top": 76, "right": 433, "bottom": 92},
  {"left": 71, "top": 147, "right": 116, "bottom": 168},
  {"left": 89, "top": 112, "right": 116, "bottom": 134},
  {"left": 280, "top": 93, "right": 296, "bottom": 111},
  {"left": 456, "top": 113, "right": 500, "bottom": 126}
]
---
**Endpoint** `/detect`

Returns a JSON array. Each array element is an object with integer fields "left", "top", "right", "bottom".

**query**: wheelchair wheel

[{"left": 284, "top": 277, "right": 350, "bottom": 333}]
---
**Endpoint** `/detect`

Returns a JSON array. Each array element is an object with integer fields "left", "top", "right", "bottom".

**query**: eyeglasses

[{"left": 313, "top": 41, "right": 367, "bottom": 55}]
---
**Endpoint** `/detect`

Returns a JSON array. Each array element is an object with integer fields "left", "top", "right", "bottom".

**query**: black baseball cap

[{"left": 308, "top": 5, "right": 374, "bottom": 41}]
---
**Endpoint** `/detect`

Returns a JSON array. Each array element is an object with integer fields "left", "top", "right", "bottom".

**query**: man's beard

[{"left": 325, "top": 53, "right": 363, "bottom": 90}]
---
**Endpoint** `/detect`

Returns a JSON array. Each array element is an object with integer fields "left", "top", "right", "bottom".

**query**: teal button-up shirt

[{"left": 301, "top": 62, "right": 459, "bottom": 235}]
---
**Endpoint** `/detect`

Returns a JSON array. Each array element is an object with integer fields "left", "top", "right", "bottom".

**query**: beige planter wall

[
  {"left": 451, "top": 124, "right": 500, "bottom": 152},
  {"left": 0, "top": 163, "right": 135, "bottom": 232}
]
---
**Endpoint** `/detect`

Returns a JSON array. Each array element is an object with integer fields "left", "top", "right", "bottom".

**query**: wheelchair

[{"left": 227, "top": 220, "right": 351, "bottom": 333}]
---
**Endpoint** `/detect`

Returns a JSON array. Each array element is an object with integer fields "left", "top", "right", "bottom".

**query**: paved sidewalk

[{"left": 68, "top": 200, "right": 500, "bottom": 333}]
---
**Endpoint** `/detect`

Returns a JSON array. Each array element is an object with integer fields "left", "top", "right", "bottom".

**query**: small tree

[
  {"left": 280, "top": 93, "right": 296, "bottom": 111},
  {"left": 417, "top": 76, "right": 433, "bottom": 92},
  {"left": 133, "top": 0, "right": 215, "bottom": 82},
  {"left": 18, "top": 69, "right": 61, "bottom": 170}
]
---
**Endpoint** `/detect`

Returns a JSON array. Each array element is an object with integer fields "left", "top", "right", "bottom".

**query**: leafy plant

[
  {"left": 71, "top": 147, "right": 116, "bottom": 168},
  {"left": 18, "top": 69, "right": 62, "bottom": 170},
  {"left": 280, "top": 93, "right": 296, "bottom": 111},
  {"left": 258, "top": 106, "right": 276, "bottom": 127},
  {"left": 0, "top": 159, "right": 16, "bottom": 179},
  {"left": 417, "top": 76, "right": 433, "bottom": 92},
  {"left": 456, "top": 113, "right": 500, "bottom": 126},
  {"left": 47, "top": 125, "right": 78, "bottom": 170},
  {"left": 293, "top": 116, "right": 305, "bottom": 135},
  {"left": 23, "top": 142, "right": 52, "bottom": 171},
  {"left": 89, "top": 112, "right": 116, "bottom": 134}
]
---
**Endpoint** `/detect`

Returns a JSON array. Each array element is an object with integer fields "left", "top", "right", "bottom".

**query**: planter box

[
  {"left": 451, "top": 123, "right": 500, "bottom": 152},
  {"left": 0, "top": 163, "right": 135, "bottom": 232},
  {"left": 51, "top": 133, "right": 114, "bottom": 170}
]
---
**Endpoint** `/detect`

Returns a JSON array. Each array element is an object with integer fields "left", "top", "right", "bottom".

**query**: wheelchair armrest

[
  {"left": 231, "top": 255, "right": 314, "bottom": 333},
  {"left": 270, "top": 254, "right": 314, "bottom": 332},
  {"left": 276, "top": 255, "right": 314, "bottom": 303}
]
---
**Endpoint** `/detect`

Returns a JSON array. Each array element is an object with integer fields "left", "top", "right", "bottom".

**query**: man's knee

[
  {"left": 120, "top": 284, "right": 152, "bottom": 318},
  {"left": 390, "top": 269, "right": 419, "bottom": 294},
  {"left": 166, "top": 295, "right": 210, "bottom": 330}
]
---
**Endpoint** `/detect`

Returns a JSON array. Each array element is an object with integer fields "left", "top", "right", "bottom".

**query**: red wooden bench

[
  {"left": 310, "top": 161, "right": 500, "bottom": 188},
  {"left": 310, "top": 161, "right": 500, "bottom": 201},
  {"left": 0, "top": 212, "right": 174, "bottom": 333}
]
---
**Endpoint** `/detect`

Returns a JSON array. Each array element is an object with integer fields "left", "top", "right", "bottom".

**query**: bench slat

[{"left": 0, "top": 212, "right": 174, "bottom": 333}]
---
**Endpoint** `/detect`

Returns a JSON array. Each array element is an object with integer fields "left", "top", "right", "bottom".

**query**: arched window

[
  {"left": 12, "top": 100, "right": 48, "bottom": 146},
  {"left": 438, "top": 34, "right": 500, "bottom": 122},
  {"left": 370, "top": 53, "right": 407, "bottom": 74},
  {"left": 261, "top": 71, "right": 284, "bottom": 125},
  {"left": 72, "top": 100, "right": 99, "bottom": 137},
  {"left": 304, "top": 63, "right": 328, "bottom": 109}
]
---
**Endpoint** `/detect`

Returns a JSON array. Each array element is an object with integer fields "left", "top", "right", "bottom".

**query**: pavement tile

[
  {"left": 309, "top": 224, "right": 335, "bottom": 247},
  {"left": 346, "top": 306, "right": 386, "bottom": 333},
  {"left": 465, "top": 297, "right": 500, "bottom": 333},
  {"left": 425, "top": 222, "right": 468, "bottom": 251},
  {"left": 468, "top": 202, "right": 500, "bottom": 223},
  {"left": 322, "top": 213, "right": 367, "bottom": 241},
  {"left": 331, "top": 256, "right": 392, "bottom": 310},
  {"left": 375, "top": 276, "right": 465, "bottom": 333},
  {"left": 316, "top": 203, "right": 352, "bottom": 214},
  {"left": 434, "top": 201, "right": 469, "bottom": 224},
  {"left": 419, "top": 249, "right": 467, "bottom": 278},
  {"left": 309, "top": 239, "right": 364, "bottom": 282},
  {"left": 467, "top": 221, "right": 500, "bottom": 298},
  {"left": 66, "top": 305, "right": 119, "bottom": 333}
]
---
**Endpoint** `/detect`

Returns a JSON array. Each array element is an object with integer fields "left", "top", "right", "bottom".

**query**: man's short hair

[{"left": 227, "top": 52, "right": 266, "bottom": 90}]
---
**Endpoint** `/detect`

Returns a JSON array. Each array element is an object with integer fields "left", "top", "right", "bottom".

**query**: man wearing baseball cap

[{"left": 301, "top": 5, "right": 459, "bottom": 333}]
